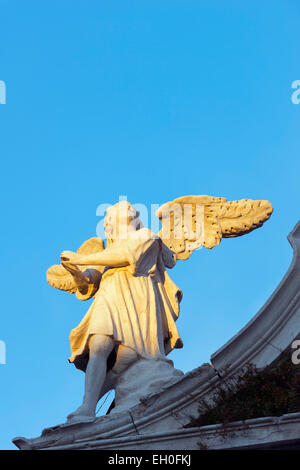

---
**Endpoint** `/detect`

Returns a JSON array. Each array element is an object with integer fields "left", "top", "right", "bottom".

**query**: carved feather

[
  {"left": 77, "top": 237, "right": 104, "bottom": 255},
  {"left": 157, "top": 195, "right": 273, "bottom": 260},
  {"left": 47, "top": 237, "right": 105, "bottom": 299},
  {"left": 46, "top": 263, "right": 77, "bottom": 293}
]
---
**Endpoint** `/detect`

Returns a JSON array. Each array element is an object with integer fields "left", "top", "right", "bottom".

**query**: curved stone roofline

[
  {"left": 14, "top": 412, "right": 300, "bottom": 450},
  {"left": 211, "top": 220, "right": 300, "bottom": 371}
]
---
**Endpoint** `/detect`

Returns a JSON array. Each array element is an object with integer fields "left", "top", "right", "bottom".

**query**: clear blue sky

[{"left": 0, "top": 1, "right": 299, "bottom": 450}]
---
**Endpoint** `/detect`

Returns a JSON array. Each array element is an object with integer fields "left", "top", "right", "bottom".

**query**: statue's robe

[{"left": 68, "top": 228, "right": 183, "bottom": 372}]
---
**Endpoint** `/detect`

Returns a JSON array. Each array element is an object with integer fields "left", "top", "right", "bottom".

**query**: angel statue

[{"left": 47, "top": 196, "right": 272, "bottom": 422}]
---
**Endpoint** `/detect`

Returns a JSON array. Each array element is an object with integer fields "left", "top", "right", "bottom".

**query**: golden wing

[
  {"left": 47, "top": 237, "right": 105, "bottom": 300},
  {"left": 157, "top": 195, "right": 273, "bottom": 260}
]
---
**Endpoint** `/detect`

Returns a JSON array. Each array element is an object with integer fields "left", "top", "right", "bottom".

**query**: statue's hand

[{"left": 60, "top": 251, "right": 83, "bottom": 264}]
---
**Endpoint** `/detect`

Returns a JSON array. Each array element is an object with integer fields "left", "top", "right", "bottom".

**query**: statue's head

[{"left": 104, "top": 201, "right": 143, "bottom": 244}]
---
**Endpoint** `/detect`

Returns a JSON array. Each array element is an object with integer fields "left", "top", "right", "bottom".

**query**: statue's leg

[
  {"left": 112, "top": 344, "right": 138, "bottom": 375},
  {"left": 67, "top": 334, "right": 115, "bottom": 421},
  {"left": 97, "top": 345, "right": 139, "bottom": 414},
  {"left": 96, "top": 345, "right": 138, "bottom": 410}
]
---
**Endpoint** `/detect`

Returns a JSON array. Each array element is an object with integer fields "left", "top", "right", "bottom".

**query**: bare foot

[{"left": 67, "top": 404, "right": 95, "bottom": 422}]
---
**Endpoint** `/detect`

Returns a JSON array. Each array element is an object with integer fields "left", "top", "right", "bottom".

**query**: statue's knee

[{"left": 112, "top": 345, "right": 138, "bottom": 374}]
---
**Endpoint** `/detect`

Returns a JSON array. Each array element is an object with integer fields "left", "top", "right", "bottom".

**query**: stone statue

[{"left": 47, "top": 196, "right": 273, "bottom": 421}]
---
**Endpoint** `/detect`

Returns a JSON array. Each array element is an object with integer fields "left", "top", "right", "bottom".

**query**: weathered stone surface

[
  {"left": 13, "top": 412, "right": 300, "bottom": 450},
  {"left": 111, "top": 357, "right": 184, "bottom": 415}
]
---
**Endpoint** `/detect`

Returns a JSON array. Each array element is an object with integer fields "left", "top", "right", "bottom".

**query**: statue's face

[{"left": 104, "top": 202, "right": 140, "bottom": 242}]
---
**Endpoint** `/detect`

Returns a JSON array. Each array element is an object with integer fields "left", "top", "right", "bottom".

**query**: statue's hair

[{"left": 104, "top": 201, "right": 143, "bottom": 243}]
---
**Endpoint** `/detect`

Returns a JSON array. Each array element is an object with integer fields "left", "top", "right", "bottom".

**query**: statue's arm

[{"left": 61, "top": 245, "right": 130, "bottom": 268}]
